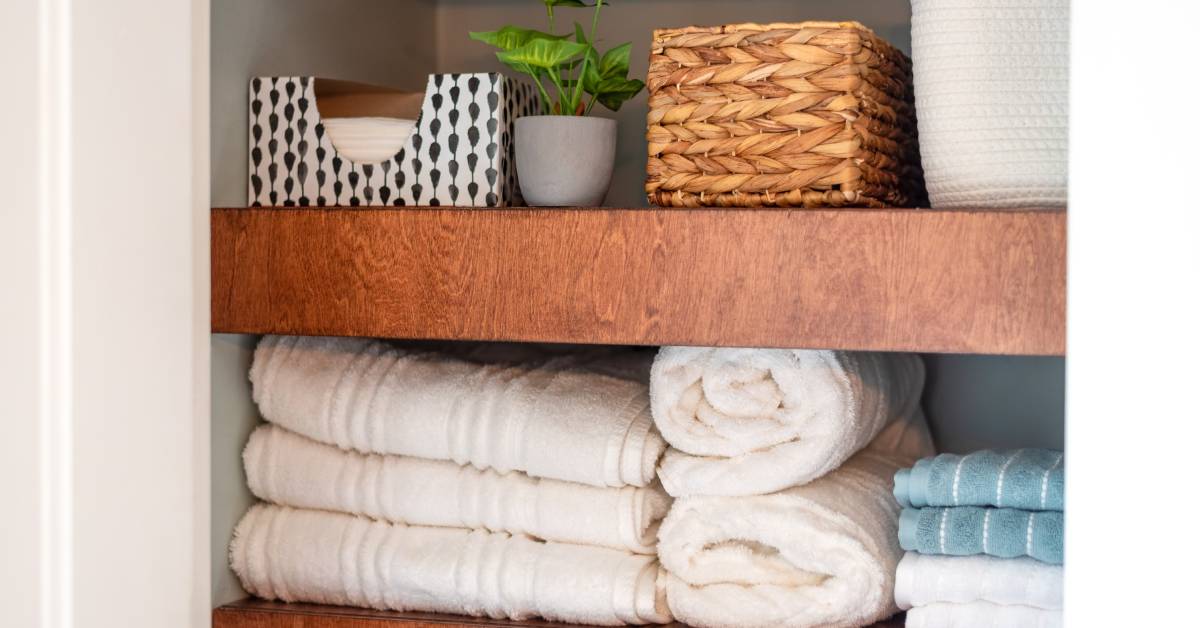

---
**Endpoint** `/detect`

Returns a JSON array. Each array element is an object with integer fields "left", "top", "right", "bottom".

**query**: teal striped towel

[
  {"left": 894, "top": 449, "right": 1064, "bottom": 511},
  {"left": 899, "top": 507, "right": 1063, "bottom": 564}
]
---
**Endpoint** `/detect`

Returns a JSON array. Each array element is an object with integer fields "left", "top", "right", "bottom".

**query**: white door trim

[
  {"left": 1, "top": 1, "right": 211, "bottom": 626},
  {"left": 38, "top": 0, "right": 75, "bottom": 625}
]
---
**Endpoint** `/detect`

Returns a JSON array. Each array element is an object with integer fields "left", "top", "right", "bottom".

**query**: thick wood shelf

[
  {"left": 211, "top": 207, "right": 1065, "bottom": 355},
  {"left": 213, "top": 599, "right": 904, "bottom": 627}
]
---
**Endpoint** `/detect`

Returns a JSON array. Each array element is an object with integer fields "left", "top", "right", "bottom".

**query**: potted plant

[{"left": 471, "top": 0, "right": 643, "bottom": 206}]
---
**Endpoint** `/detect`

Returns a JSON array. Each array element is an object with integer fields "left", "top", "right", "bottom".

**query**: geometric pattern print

[{"left": 248, "top": 73, "right": 539, "bottom": 207}]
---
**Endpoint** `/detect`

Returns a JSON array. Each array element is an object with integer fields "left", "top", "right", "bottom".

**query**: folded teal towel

[
  {"left": 899, "top": 507, "right": 1063, "bottom": 564},
  {"left": 894, "top": 449, "right": 1064, "bottom": 511}
]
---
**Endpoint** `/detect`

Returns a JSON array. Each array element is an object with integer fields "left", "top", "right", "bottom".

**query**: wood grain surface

[
  {"left": 211, "top": 207, "right": 1065, "bottom": 355},
  {"left": 213, "top": 599, "right": 905, "bottom": 628}
]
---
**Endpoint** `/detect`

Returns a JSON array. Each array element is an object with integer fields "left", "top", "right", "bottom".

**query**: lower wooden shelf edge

[{"left": 214, "top": 599, "right": 905, "bottom": 628}]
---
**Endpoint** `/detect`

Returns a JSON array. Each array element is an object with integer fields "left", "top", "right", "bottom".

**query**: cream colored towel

[
  {"left": 651, "top": 348, "right": 924, "bottom": 496},
  {"left": 244, "top": 424, "right": 670, "bottom": 554},
  {"left": 656, "top": 415, "right": 934, "bottom": 628},
  {"left": 251, "top": 335, "right": 665, "bottom": 487},
  {"left": 895, "top": 553, "right": 1063, "bottom": 610},
  {"left": 231, "top": 504, "right": 672, "bottom": 625},
  {"left": 907, "top": 602, "right": 1062, "bottom": 628}
]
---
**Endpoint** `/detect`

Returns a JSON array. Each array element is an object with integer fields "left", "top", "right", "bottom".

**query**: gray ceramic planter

[{"left": 515, "top": 116, "right": 616, "bottom": 207}]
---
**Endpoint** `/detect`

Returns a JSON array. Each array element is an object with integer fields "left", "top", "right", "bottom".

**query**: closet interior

[{"left": 209, "top": 1, "right": 1067, "bottom": 626}]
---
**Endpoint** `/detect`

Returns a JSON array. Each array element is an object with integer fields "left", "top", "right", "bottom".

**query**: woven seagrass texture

[{"left": 645, "top": 22, "right": 925, "bottom": 208}]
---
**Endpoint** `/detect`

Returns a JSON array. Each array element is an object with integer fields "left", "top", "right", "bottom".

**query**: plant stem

[
  {"left": 530, "top": 73, "right": 554, "bottom": 115},
  {"left": 589, "top": 0, "right": 601, "bottom": 43},
  {"left": 546, "top": 5, "right": 554, "bottom": 33},
  {"left": 547, "top": 72, "right": 567, "bottom": 115},
  {"left": 585, "top": 92, "right": 599, "bottom": 115},
  {"left": 570, "top": 58, "right": 588, "bottom": 115},
  {"left": 569, "top": 0, "right": 604, "bottom": 116},
  {"left": 566, "top": 46, "right": 582, "bottom": 113}
]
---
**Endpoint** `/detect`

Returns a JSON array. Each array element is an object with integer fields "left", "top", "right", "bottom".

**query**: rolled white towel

[
  {"left": 895, "top": 553, "right": 1063, "bottom": 610},
  {"left": 656, "top": 415, "right": 933, "bottom": 628},
  {"left": 251, "top": 335, "right": 665, "bottom": 487},
  {"left": 231, "top": 504, "right": 672, "bottom": 625},
  {"left": 244, "top": 424, "right": 671, "bottom": 554},
  {"left": 651, "top": 348, "right": 925, "bottom": 496},
  {"left": 906, "top": 602, "right": 1062, "bottom": 628}
]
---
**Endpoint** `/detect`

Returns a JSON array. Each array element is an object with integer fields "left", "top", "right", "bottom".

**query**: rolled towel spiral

[
  {"left": 650, "top": 347, "right": 925, "bottom": 496},
  {"left": 655, "top": 416, "right": 934, "bottom": 627}
]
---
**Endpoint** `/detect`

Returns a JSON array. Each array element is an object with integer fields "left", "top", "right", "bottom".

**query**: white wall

[
  {"left": 1066, "top": 1, "right": 1200, "bottom": 624},
  {"left": 1, "top": 0, "right": 210, "bottom": 627},
  {"left": 0, "top": 0, "right": 50, "bottom": 625}
]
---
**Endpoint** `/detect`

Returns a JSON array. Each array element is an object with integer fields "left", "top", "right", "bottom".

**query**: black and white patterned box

[{"left": 248, "top": 74, "right": 538, "bottom": 207}]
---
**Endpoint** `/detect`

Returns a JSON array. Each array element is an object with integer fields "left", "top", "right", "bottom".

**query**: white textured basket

[{"left": 911, "top": 0, "right": 1068, "bottom": 208}]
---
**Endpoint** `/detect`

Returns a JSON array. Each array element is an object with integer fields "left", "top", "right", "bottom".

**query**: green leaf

[
  {"left": 581, "top": 55, "right": 602, "bottom": 94},
  {"left": 582, "top": 42, "right": 632, "bottom": 96},
  {"left": 594, "top": 77, "right": 644, "bottom": 111},
  {"left": 493, "top": 56, "right": 540, "bottom": 85},
  {"left": 544, "top": 0, "right": 587, "bottom": 7},
  {"left": 597, "top": 42, "right": 632, "bottom": 79},
  {"left": 574, "top": 25, "right": 600, "bottom": 73},
  {"left": 497, "top": 38, "right": 589, "bottom": 71},
  {"left": 581, "top": 42, "right": 602, "bottom": 86},
  {"left": 469, "top": 26, "right": 566, "bottom": 51},
  {"left": 573, "top": 22, "right": 599, "bottom": 80}
]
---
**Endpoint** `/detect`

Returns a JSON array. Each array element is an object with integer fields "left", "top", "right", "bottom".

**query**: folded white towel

[
  {"left": 322, "top": 117, "right": 416, "bottom": 163},
  {"left": 251, "top": 335, "right": 665, "bottom": 487},
  {"left": 231, "top": 504, "right": 672, "bottom": 625},
  {"left": 895, "top": 553, "right": 1063, "bottom": 610},
  {"left": 906, "top": 602, "right": 1062, "bottom": 628},
  {"left": 244, "top": 424, "right": 671, "bottom": 554},
  {"left": 651, "top": 348, "right": 925, "bottom": 496},
  {"left": 656, "top": 415, "right": 934, "bottom": 628}
]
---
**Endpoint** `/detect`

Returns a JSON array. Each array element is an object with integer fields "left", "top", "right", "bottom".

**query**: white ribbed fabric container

[{"left": 911, "top": 0, "right": 1068, "bottom": 208}]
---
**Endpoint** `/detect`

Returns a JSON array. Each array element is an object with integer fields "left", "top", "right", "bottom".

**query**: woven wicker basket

[{"left": 645, "top": 22, "right": 924, "bottom": 208}]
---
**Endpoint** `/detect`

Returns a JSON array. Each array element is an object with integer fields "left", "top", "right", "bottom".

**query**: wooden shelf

[
  {"left": 211, "top": 207, "right": 1065, "bottom": 355},
  {"left": 213, "top": 599, "right": 904, "bottom": 627}
]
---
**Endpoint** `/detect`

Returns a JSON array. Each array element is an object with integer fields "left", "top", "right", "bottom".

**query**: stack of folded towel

[
  {"left": 650, "top": 347, "right": 935, "bottom": 628},
  {"left": 893, "top": 449, "right": 1065, "bottom": 627},
  {"left": 230, "top": 335, "right": 674, "bottom": 625}
]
